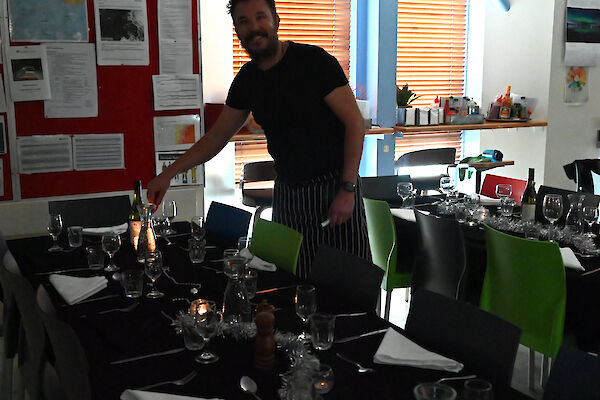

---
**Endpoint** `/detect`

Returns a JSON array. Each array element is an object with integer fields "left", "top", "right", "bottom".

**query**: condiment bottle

[{"left": 254, "top": 301, "right": 275, "bottom": 371}]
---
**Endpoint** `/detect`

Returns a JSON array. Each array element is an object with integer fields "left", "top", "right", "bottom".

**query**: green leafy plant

[{"left": 396, "top": 84, "right": 420, "bottom": 107}]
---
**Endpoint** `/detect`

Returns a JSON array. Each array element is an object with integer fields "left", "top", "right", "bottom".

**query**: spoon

[
  {"left": 336, "top": 353, "right": 375, "bottom": 374},
  {"left": 435, "top": 374, "right": 477, "bottom": 384},
  {"left": 240, "top": 376, "right": 262, "bottom": 400}
]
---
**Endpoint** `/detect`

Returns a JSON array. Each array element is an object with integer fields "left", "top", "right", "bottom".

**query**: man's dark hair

[{"left": 227, "top": 0, "right": 277, "bottom": 18}]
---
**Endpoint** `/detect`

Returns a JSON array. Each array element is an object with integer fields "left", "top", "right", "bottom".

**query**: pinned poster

[
  {"left": 565, "top": 67, "right": 589, "bottom": 103},
  {"left": 0, "top": 160, "right": 4, "bottom": 197},
  {"left": 565, "top": 0, "right": 600, "bottom": 66},
  {"left": 153, "top": 114, "right": 201, "bottom": 151},
  {"left": 152, "top": 75, "right": 202, "bottom": 110},
  {"left": 6, "top": 46, "right": 52, "bottom": 102},
  {"left": 158, "top": 0, "right": 193, "bottom": 74},
  {"left": 0, "top": 116, "right": 6, "bottom": 154}
]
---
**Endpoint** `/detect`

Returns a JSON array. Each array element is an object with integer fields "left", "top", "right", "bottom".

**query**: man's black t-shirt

[{"left": 226, "top": 42, "right": 349, "bottom": 184}]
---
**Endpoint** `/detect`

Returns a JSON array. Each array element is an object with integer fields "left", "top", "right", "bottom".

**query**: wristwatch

[{"left": 341, "top": 181, "right": 356, "bottom": 193}]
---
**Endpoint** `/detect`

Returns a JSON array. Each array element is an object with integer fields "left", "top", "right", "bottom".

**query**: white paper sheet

[
  {"left": 94, "top": 0, "right": 150, "bottom": 66},
  {"left": 0, "top": 76, "right": 8, "bottom": 113},
  {"left": 0, "top": 160, "right": 4, "bottom": 197},
  {"left": 152, "top": 75, "right": 202, "bottom": 110},
  {"left": 155, "top": 151, "right": 203, "bottom": 186},
  {"left": 153, "top": 115, "right": 200, "bottom": 151},
  {"left": 0, "top": 116, "right": 6, "bottom": 155},
  {"left": 158, "top": 0, "right": 193, "bottom": 74},
  {"left": 7, "top": 46, "right": 52, "bottom": 102},
  {"left": 43, "top": 43, "right": 98, "bottom": 118},
  {"left": 17, "top": 135, "right": 73, "bottom": 174}
]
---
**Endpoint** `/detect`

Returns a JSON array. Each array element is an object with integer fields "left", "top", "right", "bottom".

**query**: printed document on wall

[
  {"left": 565, "top": 0, "right": 600, "bottom": 66},
  {"left": 6, "top": 46, "right": 52, "bottom": 102},
  {"left": 0, "top": 76, "right": 8, "bottom": 113},
  {"left": 153, "top": 114, "right": 201, "bottom": 151},
  {"left": 44, "top": 43, "right": 98, "bottom": 118},
  {"left": 0, "top": 160, "right": 4, "bottom": 197},
  {"left": 8, "top": 0, "right": 89, "bottom": 42},
  {"left": 152, "top": 75, "right": 202, "bottom": 110},
  {"left": 158, "top": 0, "right": 193, "bottom": 74},
  {"left": 93, "top": 0, "right": 149, "bottom": 66}
]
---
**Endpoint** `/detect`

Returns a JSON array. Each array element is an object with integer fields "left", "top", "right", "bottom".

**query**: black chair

[
  {"left": 240, "top": 161, "right": 276, "bottom": 227},
  {"left": 563, "top": 159, "right": 600, "bottom": 193},
  {"left": 204, "top": 201, "right": 252, "bottom": 248},
  {"left": 37, "top": 286, "right": 91, "bottom": 400},
  {"left": 48, "top": 195, "right": 131, "bottom": 228},
  {"left": 308, "top": 245, "right": 383, "bottom": 314},
  {"left": 405, "top": 289, "right": 522, "bottom": 393},
  {"left": 0, "top": 230, "right": 7, "bottom": 258},
  {"left": 360, "top": 175, "right": 411, "bottom": 204},
  {"left": 0, "top": 251, "right": 20, "bottom": 400},
  {"left": 413, "top": 211, "right": 467, "bottom": 300},
  {"left": 395, "top": 148, "right": 456, "bottom": 168},
  {"left": 543, "top": 346, "right": 600, "bottom": 400}
]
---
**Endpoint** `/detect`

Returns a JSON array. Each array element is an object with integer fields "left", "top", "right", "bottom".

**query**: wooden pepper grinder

[{"left": 254, "top": 300, "right": 275, "bottom": 371}]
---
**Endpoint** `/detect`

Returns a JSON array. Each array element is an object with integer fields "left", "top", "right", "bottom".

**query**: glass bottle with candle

[
  {"left": 136, "top": 204, "right": 157, "bottom": 263},
  {"left": 129, "top": 180, "right": 143, "bottom": 248},
  {"left": 222, "top": 255, "right": 251, "bottom": 323}
]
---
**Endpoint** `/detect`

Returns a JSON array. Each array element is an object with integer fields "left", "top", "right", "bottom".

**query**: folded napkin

[
  {"left": 560, "top": 247, "right": 585, "bottom": 271},
  {"left": 121, "top": 390, "right": 222, "bottom": 400},
  {"left": 479, "top": 195, "right": 502, "bottom": 206},
  {"left": 49, "top": 274, "right": 108, "bottom": 305},
  {"left": 239, "top": 248, "right": 276, "bottom": 272},
  {"left": 82, "top": 223, "right": 128, "bottom": 235},
  {"left": 373, "top": 328, "right": 464, "bottom": 372},
  {"left": 390, "top": 208, "right": 430, "bottom": 223}
]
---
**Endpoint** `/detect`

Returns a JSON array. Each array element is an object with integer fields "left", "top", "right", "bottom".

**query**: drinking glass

[
  {"left": 313, "top": 364, "right": 334, "bottom": 395},
  {"left": 243, "top": 269, "right": 258, "bottom": 299},
  {"left": 463, "top": 379, "right": 493, "bottom": 400},
  {"left": 67, "top": 226, "right": 83, "bottom": 248},
  {"left": 543, "top": 194, "right": 564, "bottom": 226},
  {"left": 86, "top": 245, "right": 105, "bottom": 270},
  {"left": 238, "top": 236, "right": 252, "bottom": 251},
  {"left": 500, "top": 198, "right": 516, "bottom": 217},
  {"left": 582, "top": 206, "right": 599, "bottom": 237},
  {"left": 189, "top": 300, "right": 220, "bottom": 364},
  {"left": 310, "top": 313, "right": 335, "bottom": 350},
  {"left": 120, "top": 269, "right": 144, "bottom": 298},
  {"left": 295, "top": 284, "right": 316, "bottom": 342},
  {"left": 144, "top": 250, "right": 164, "bottom": 298},
  {"left": 47, "top": 214, "right": 63, "bottom": 252},
  {"left": 163, "top": 200, "right": 177, "bottom": 235},
  {"left": 188, "top": 237, "right": 206, "bottom": 264},
  {"left": 464, "top": 194, "right": 480, "bottom": 225},
  {"left": 495, "top": 183, "right": 512, "bottom": 199},
  {"left": 397, "top": 182, "right": 416, "bottom": 208},
  {"left": 101, "top": 232, "right": 121, "bottom": 272},
  {"left": 190, "top": 216, "right": 206, "bottom": 240},
  {"left": 454, "top": 203, "right": 468, "bottom": 223},
  {"left": 413, "top": 383, "right": 457, "bottom": 400},
  {"left": 439, "top": 176, "right": 454, "bottom": 194}
]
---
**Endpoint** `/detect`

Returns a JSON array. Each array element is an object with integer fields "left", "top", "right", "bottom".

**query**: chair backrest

[
  {"left": 395, "top": 148, "right": 456, "bottom": 168},
  {"left": 249, "top": 218, "right": 303, "bottom": 275},
  {"left": 0, "top": 229, "right": 7, "bottom": 258},
  {"left": 0, "top": 252, "right": 21, "bottom": 360},
  {"left": 406, "top": 289, "right": 521, "bottom": 391},
  {"left": 308, "top": 245, "right": 383, "bottom": 313},
  {"left": 543, "top": 346, "right": 600, "bottom": 400},
  {"left": 563, "top": 159, "right": 600, "bottom": 193},
  {"left": 413, "top": 211, "right": 466, "bottom": 300},
  {"left": 48, "top": 195, "right": 131, "bottom": 228},
  {"left": 480, "top": 224, "right": 566, "bottom": 357},
  {"left": 360, "top": 175, "right": 411, "bottom": 203},
  {"left": 37, "top": 286, "right": 91, "bottom": 400},
  {"left": 205, "top": 201, "right": 252, "bottom": 248},
  {"left": 479, "top": 174, "right": 528, "bottom": 206},
  {"left": 241, "top": 161, "right": 276, "bottom": 183}
]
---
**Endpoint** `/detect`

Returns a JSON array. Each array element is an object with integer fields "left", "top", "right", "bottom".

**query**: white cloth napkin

[
  {"left": 49, "top": 274, "right": 108, "bottom": 305},
  {"left": 239, "top": 248, "right": 276, "bottom": 272},
  {"left": 560, "top": 247, "right": 585, "bottom": 271},
  {"left": 373, "top": 328, "right": 464, "bottom": 372},
  {"left": 82, "top": 223, "right": 128, "bottom": 235},
  {"left": 479, "top": 195, "right": 502, "bottom": 206},
  {"left": 120, "top": 390, "right": 222, "bottom": 400},
  {"left": 390, "top": 208, "right": 430, "bottom": 223}
]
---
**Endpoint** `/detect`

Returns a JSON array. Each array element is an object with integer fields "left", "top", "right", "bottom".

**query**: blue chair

[{"left": 205, "top": 201, "right": 252, "bottom": 248}]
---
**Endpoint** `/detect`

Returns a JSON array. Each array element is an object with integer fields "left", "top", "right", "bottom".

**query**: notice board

[{"left": 1, "top": 0, "right": 201, "bottom": 200}]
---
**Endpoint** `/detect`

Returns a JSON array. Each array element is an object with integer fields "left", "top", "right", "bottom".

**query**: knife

[
  {"left": 110, "top": 347, "right": 186, "bottom": 364},
  {"left": 334, "top": 328, "right": 388, "bottom": 344},
  {"left": 61, "top": 294, "right": 119, "bottom": 307},
  {"left": 336, "top": 312, "right": 368, "bottom": 318},
  {"left": 36, "top": 267, "right": 94, "bottom": 275},
  {"left": 255, "top": 284, "right": 297, "bottom": 294}
]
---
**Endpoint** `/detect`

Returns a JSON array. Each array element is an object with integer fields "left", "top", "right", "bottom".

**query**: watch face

[{"left": 342, "top": 181, "right": 356, "bottom": 192}]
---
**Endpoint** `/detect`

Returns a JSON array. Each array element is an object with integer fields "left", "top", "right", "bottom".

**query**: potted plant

[{"left": 396, "top": 84, "right": 420, "bottom": 125}]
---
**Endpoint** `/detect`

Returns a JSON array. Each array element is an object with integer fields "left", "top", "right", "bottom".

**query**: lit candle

[{"left": 190, "top": 299, "right": 213, "bottom": 315}]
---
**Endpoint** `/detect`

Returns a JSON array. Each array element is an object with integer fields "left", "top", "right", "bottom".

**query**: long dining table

[{"left": 7, "top": 223, "right": 533, "bottom": 400}]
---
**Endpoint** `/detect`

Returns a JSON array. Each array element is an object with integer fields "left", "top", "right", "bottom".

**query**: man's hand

[
  {"left": 328, "top": 190, "right": 355, "bottom": 226},
  {"left": 147, "top": 173, "right": 172, "bottom": 208}
]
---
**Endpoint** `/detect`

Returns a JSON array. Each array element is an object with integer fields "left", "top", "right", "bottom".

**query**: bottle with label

[
  {"left": 499, "top": 85, "right": 512, "bottom": 119},
  {"left": 521, "top": 168, "right": 537, "bottom": 222},
  {"left": 129, "top": 180, "right": 143, "bottom": 248}
]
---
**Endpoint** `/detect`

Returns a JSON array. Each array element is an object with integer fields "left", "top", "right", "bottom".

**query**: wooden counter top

[{"left": 395, "top": 120, "right": 547, "bottom": 133}]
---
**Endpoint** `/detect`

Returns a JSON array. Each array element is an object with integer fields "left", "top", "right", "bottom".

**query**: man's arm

[
  {"left": 147, "top": 105, "right": 250, "bottom": 206},
  {"left": 323, "top": 84, "right": 366, "bottom": 226}
]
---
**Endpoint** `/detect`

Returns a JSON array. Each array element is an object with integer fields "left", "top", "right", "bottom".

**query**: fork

[
  {"left": 163, "top": 270, "right": 201, "bottom": 287},
  {"left": 136, "top": 370, "right": 198, "bottom": 391},
  {"left": 336, "top": 353, "right": 375, "bottom": 374},
  {"left": 98, "top": 302, "right": 140, "bottom": 315}
]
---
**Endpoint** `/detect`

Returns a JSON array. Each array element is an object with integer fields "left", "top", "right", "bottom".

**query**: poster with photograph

[
  {"left": 565, "top": 66, "right": 589, "bottom": 103},
  {"left": 0, "top": 116, "right": 6, "bottom": 154},
  {"left": 6, "top": 46, "right": 52, "bottom": 102},
  {"left": 155, "top": 151, "right": 203, "bottom": 186},
  {"left": 153, "top": 114, "right": 200, "bottom": 151},
  {"left": 94, "top": 0, "right": 149, "bottom": 65},
  {"left": 565, "top": 0, "right": 600, "bottom": 66}
]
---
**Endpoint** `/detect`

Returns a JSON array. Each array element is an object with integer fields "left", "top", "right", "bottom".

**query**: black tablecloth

[{"left": 8, "top": 223, "right": 532, "bottom": 400}]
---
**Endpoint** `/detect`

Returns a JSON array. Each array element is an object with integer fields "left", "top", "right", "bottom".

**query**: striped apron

[{"left": 272, "top": 171, "right": 371, "bottom": 280}]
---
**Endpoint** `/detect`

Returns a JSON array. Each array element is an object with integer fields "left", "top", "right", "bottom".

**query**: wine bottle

[
  {"left": 129, "top": 180, "right": 143, "bottom": 247},
  {"left": 521, "top": 168, "right": 536, "bottom": 222}
]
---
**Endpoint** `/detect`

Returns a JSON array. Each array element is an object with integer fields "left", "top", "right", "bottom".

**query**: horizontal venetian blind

[
  {"left": 396, "top": 0, "right": 468, "bottom": 161},
  {"left": 233, "top": 0, "right": 351, "bottom": 182}
]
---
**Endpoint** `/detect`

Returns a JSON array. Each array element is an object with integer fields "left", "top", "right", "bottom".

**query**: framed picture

[{"left": 565, "top": 66, "right": 589, "bottom": 104}]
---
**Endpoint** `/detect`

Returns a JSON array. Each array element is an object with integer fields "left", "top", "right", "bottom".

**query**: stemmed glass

[
  {"left": 190, "top": 216, "right": 206, "bottom": 240},
  {"left": 439, "top": 176, "right": 455, "bottom": 195},
  {"left": 182, "top": 300, "right": 221, "bottom": 364},
  {"left": 101, "top": 232, "right": 121, "bottom": 272},
  {"left": 495, "top": 184, "right": 512, "bottom": 200},
  {"left": 397, "top": 182, "right": 415, "bottom": 208},
  {"left": 543, "top": 194, "right": 564, "bottom": 227},
  {"left": 47, "top": 214, "right": 63, "bottom": 252},
  {"left": 163, "top": 200, "right": 177, "bottom": 235},
  {"left": 144, "top": 250, "right": 164, "bottom": 298},
  {"left": 295, "top": 284, "right": 316, "bottom": 342},
  {"left": 464, "top": 194, "right": 480, "bottom": 225},
  {"left": 582, "top": 206, "right": 598, "bottom": 238}
]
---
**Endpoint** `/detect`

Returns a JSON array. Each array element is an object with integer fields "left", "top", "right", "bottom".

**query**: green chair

[
  {"left": 480, "top": 224, "right": 566, "bottom": 391},
  {"left": 363, "top": 198, "right": 412, "bottom": 320},
  {"left": 249, "top": 218, "right": 303, "bottom": 275}
]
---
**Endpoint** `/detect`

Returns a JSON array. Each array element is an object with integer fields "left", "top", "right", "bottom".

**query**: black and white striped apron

[{"left": 272, "top": 171, "right": 371, "bottom": 280}]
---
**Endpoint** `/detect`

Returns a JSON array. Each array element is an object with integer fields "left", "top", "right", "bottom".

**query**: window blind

[
  {"left": 395, "top": 0, "right": 468, "bottom": 161},
  {"left": 233, "top": 0, "right": 351, "bottom": 182}
]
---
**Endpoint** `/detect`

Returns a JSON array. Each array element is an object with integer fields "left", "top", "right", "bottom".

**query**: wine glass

[
  {"left": 190, "top": 300, "right": 221, "bottom": 364},
  {"left": 543, "top": 194, "right": 564, "bottom": 227},
  {"left": 163, "top": 200, "right": 177, "bottom": 235},
  {"left": 582, "top": 206, "right": 599, "bottom": 237},
  {"left": 47, "top": 214, "right": 63, "bottom": 252},
  {"left": 144, "top": 250, "right": 164, "bottom": 298},
  {"left": 464, "top": 194, "right": 480, "bottom": 225},
  {"left": 495, "top": 183, "right": 512, "bottom": 200},
  {"left": 439, "top": 176, "right": 455, "bottom": 194},
  {"left": 190, "top": 216, "right": 206, "bottom": 240},
  {"left": 101, "top": 232, "right": 121, "bottom": 272},
  {"left": 295, "top": 284, "right": 316, "bottom": 342}
]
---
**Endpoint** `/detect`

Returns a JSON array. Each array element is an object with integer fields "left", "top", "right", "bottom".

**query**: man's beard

[{"left": 241, "top": 30, "right": 279, "bottom": 61}]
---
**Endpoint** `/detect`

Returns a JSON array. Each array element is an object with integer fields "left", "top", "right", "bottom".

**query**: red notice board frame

[{"left": 5, "top": 0, "right": 200, "bottom": 199}]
